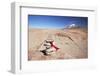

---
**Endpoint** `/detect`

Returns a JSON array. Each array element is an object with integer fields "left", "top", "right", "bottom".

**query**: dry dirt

[{"left": 28, "top": 28, "right": 88, "bottom": 60}]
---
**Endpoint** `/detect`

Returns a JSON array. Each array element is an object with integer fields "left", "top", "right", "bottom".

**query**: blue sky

[{"left": 28, "top": 15, "right": 88, "bottom": 29}]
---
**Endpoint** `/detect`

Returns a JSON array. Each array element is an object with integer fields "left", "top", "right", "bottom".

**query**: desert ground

[{"left": 28, "top": 28, "right": 88, "bottom": 60}]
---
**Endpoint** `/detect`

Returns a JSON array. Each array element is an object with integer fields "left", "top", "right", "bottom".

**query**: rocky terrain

[{"left": 28, "top": 28, "right": 88, "bottom": 60}]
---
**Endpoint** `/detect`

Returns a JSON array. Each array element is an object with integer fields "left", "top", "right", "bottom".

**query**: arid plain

[{"left": 28, "top": 28, "right": 88, "bottom": 60}]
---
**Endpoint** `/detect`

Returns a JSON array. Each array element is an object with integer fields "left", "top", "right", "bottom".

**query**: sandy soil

[{"left": 28, "top": 28, "right": 88, "bottom": 60}]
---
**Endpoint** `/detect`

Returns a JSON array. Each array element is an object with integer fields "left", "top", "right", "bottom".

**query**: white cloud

[{"left": 68, "top": 24, "right": 76, "bottom": 28}]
